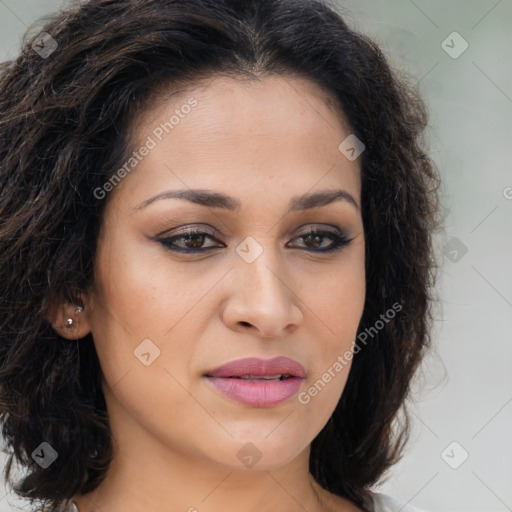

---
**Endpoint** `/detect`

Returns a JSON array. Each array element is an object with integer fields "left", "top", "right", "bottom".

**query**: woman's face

[{"left": 85, "top": 75, "right": 365, "bottom": 471}]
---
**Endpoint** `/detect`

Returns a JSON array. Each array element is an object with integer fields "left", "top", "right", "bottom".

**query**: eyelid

[
  {"left": 156, "top": 222, "right": 347, "bottom": 240},
  {"left": 155, "top": 223, "right": 222, "bottom": 238},
  {"left": 292, "top": 223, "right": 345, "bottom": 235}
]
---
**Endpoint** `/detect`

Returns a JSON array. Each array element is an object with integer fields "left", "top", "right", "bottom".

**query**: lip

[
  {"left": 206, "top": 356, "right": 306, "bottom": 379},
  {"left": 204, "top": 356, "right": 306, "bottom": 407}
]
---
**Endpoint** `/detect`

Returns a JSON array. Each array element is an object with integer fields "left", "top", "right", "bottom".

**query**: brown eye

[
  {"left": 287, "top": 228, "right": 352, "bottom": 253},
  {"left": 158, "top": 229, "right": 223, "bottom": 253}
]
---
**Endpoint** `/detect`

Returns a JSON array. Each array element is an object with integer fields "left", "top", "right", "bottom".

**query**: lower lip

[{"left": 205, "top": 376, "right": 304, "bottom": 407}]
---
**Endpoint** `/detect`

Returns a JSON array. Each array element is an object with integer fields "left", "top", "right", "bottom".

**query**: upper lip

[{"left": 205, "top": 356, "right": 306, "bottom": 378}]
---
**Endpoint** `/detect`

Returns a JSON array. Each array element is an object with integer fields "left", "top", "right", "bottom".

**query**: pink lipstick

[{"left": 204, "top": 356, "right": 306, "bottom": 407}]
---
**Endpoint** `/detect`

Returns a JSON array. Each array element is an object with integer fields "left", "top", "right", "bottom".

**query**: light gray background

[{"left": 0, "top": 1, "right": 511, "bottom": 511}]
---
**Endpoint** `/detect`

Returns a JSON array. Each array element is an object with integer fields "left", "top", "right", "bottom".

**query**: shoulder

[{"left": 369, "top": 492, "right": 428, "bottom": 512}]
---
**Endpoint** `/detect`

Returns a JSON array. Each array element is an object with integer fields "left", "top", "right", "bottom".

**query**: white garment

[
  {"left": 53, "top": 500, "right": 78, "bottom": 512},
  {"left": 372, "top": 492, "right": 427, "bottom": 512}
]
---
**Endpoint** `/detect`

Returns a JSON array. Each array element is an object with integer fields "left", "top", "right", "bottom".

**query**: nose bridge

[
  {"left": 234, "top": 234, "right": 286, "bottom": 302},
  {"left": 227, "top": 234, "right": 300, "bottom": 336}
]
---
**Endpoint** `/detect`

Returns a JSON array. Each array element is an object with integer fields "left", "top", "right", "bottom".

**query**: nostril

[{"left": 240, "top": 321, "right": 252, "bottom": 327}]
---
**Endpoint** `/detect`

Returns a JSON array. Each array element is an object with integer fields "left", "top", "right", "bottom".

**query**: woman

[{"left": 0, "top": 0, "right": 442, "bottom": 511}]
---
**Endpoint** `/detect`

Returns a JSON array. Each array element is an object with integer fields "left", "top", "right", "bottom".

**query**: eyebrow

[{"left": 132, "top": 188, "right": 360, "bottom": 212}]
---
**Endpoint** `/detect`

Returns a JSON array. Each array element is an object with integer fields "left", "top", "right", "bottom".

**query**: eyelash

[{"left": 157, "top": 227, "right": 352, "bottom": 254}]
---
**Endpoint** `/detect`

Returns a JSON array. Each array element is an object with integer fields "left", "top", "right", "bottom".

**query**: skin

[{"left": 50, "top": 75, "right": 366, "bottom": 512}]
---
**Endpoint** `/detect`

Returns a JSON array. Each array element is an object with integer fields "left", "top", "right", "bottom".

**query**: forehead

[
  {"left": 112, "top": 74, "right": 361, "bottom": 211},
  {"left": 137, "top": 73, "right": 352, "bottom": 144}
]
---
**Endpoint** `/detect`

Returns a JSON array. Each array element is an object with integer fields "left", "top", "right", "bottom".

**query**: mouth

[
  {"left": 203, "top": 357, "right": 306, "bottom": 407},
  {"left": 220, "top": 374, "right": 294, "bottom": 381},
  {"left": 204, "top": 356, "right": 306, "bottom": 379}
]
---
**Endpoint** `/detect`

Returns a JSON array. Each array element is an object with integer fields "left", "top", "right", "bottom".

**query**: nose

[{"left": 221, "top": 242, "right": 303, "bottom": 339}]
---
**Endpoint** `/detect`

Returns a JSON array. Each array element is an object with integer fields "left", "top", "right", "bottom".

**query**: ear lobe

[{"left": 47, "top": 294, "right": 92, "bottom": 340}]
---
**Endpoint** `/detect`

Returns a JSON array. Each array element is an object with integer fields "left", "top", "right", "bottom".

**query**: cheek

[
  {"left": 299, "top": 361, "right": 352, "bottom": 430},
  {"left": 90, "top": 244, "right": 204, "bottom": 443},
  {"left": 91, "top": 231, "right": 179, "bottom": 336},
  {"left": 89, "top": 233, "right": 210, "bottom": 395},
  {"left": 307, "top": 253, "right": 366, "bottom": 341},
  {"left": 299, "top": 253, "right": 365, "bottom": 411},
  {"left": 87, "top": 234, "right": 163, "bottom": 385}
]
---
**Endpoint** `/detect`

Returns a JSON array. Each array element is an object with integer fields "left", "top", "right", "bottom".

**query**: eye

[
  {"left": 157, "top": 226, "right": 353, "bottom": 254},
  {"left": 287, "top": 228, "right": 352, "bottom": 253},
  {"left": 157, "top": 228, "right": 223, "bottom": 253}
]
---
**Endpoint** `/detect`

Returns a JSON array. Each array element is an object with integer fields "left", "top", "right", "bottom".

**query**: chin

[{"left": 205, "top": 437, "right": 307, "bottom": 471}]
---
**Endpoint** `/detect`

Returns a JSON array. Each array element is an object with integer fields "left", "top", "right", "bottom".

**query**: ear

[{"left": 46, "top": 293, "right": 93, "bottom": 340}]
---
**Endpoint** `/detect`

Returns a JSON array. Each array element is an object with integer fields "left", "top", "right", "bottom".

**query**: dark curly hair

[{"left": 0, "top": 0, "right": 442, "bottom": 510}]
